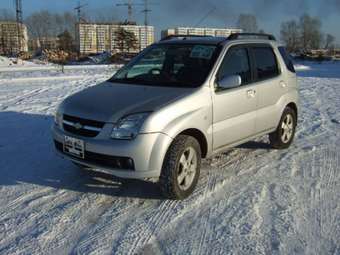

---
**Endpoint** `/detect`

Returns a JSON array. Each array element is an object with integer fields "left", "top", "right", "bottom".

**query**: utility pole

[
  {"left": 141, "top": 0, "right": 151, "bottom": 26},
  {"left": 141, "top": 0, "right": 150, "bottom": 51},
  {"left": 15, "top": 0, "right": 23, "bottom": 55},
  {"left": 141, "top": 0, "right": 157, "bottom": 50}
]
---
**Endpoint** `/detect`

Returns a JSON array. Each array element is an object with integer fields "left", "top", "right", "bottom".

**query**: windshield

[{"left": 110, "top": 44, "right": 221, "bottom": 88}]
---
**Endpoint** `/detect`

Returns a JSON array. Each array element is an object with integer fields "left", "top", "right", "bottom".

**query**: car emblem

[{"left": 74, "top": 123, "right": 83, "bottom": 130}]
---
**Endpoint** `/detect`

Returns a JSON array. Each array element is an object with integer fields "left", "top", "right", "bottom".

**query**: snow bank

[
  {"left": 0, "top": 56, "right": 12, "bottom": 67},
  {"left": 294, "top": 63, "right": 311, "bottom": 71},
  {"left": 295, "top": 60, "right": 340, "bottom": 78}
]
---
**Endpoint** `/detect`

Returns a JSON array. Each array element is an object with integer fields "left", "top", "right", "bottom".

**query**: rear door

[
  {"left": 250, "top": 45, "right": 286, "bottom": 133},
  {"left": 212, "top": 45, "right": 257, "bottom": 150}
]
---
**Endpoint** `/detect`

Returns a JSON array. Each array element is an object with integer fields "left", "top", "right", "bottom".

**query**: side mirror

[{"left": 217, "top": 75, "right": 242, "bottom": 90}]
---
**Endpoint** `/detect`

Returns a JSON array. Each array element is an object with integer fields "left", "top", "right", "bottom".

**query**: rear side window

[
  {"left": 253, "top": 47, "right": 280, "bottom": 81},
  {"left": 217, "top": 47, "right": 251, "bottom": 85},
  {"left": 278, "top": 46, "right": 295, "bottom": 73}
]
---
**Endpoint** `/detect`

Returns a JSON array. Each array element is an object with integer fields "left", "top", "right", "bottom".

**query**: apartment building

[
  {"left": 76, "top": 23, "right": 155, "bottom": 54},
  {"left": 161, "top": 27, "right": 243, "bottom": 39},
  {"left": 0, "top": 21, "right": 28, "bottom": 55}
]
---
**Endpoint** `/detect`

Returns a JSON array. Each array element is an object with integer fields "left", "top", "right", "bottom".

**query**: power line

[{"left": 194, "top": 7, "right": 216, "bottom": 27}]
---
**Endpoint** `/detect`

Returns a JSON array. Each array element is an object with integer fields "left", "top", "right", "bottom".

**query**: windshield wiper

[{"left": 109, "top": 77, "right": 145, "bottom": 83}]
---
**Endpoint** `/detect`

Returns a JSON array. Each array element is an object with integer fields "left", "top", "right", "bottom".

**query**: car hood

[{"left": 61, "top": 81, "right": 193, "bottom": 123}]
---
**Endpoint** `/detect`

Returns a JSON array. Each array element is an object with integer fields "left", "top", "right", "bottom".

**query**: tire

[
  {"left": 269, "top": 107, "right": 297, "bottom": 149},
  {"left": 159, "top": 135, "right": 201, "bottom": 200}
]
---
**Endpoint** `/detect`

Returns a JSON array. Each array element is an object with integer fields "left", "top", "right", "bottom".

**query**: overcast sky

[{"left": 1, "top": 0, "right": 340, "bottom": 43}]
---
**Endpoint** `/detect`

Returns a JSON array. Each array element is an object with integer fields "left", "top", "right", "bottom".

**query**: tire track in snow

[
  {"left": 293, "top": 148, "right": 340, "bottom": 255},
  {"left": 0, "top": 186, "right": 56, "bottom": 221},
  {"left": 0, "top": 188, "right": 87, "bottom": 252},
  {"left": 112, "top": 171, "right": 219, "bottom": 254},
  {"left": 0, "top": 171, "right": 119, "bottom": 252},
  {"left": 73, "top": 200, "right": 145, "bottom": 255},
  {"left": 0, "top": 87, "right": 49, "bottom": 110},
  {"left": 139, "top": 149, "right": 270, "bottom": 254}
]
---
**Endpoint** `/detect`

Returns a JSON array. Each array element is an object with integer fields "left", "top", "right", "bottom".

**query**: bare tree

[
  {"left": 299, "top": 14, "right": 323, "bottom": 51},
  {"left": 280, "top": 20, "right": 300, "bottom": 53},
  {"left": 25, "top": 10, "right": 77, "bottom": 51},
  {"left": 25, "top": 11, "right": 54, "bottom": 42},
  {"left": 58, "top": 30, "right": 74, "bottom": 52},
  {"left": 237, "top": 14, "right": 258, "bottom": 33},
  {"left": 324, "top": 34, "right": 335, "bottom": 49},
  {"left": 26, "top": 11, "right": 76, "bottom": 37}
]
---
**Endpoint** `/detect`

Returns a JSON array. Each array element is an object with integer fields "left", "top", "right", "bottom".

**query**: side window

[
  {"left": 253, "top": 47, "right": 280, "bottom": 80},
  {"left": 278, "top": 46, "right": 295, "bottom": 73},
  {"left": 217, "top": 47, "right": 251, "bottom": 85}
]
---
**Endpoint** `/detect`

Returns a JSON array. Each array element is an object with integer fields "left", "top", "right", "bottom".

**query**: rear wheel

[
  {"left": 269, "top": 107, "right": 297, "bottom": 149},
  {"left": 159, "top": 135, "right": 201, "bottom": 200}
]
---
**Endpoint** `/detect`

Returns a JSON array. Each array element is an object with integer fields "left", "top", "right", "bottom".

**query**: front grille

[
  {"left": 63, "top": 114, "right": 105, "bottom": 138},
  {"left": 54, "top": 140, "right": 135, "bottom": 170}
]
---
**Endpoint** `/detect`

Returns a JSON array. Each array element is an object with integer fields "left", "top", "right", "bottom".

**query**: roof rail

[
  {"left": 160, "top": 35, "right": 214, "bottom": 41},
  {"left": 228, "top": 33, "right": 276, "bottom": 41}
]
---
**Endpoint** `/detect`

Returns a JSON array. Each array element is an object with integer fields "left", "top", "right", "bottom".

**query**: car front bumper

[{"left": 52, "top": 124, "right": 173, "bottom": 179}]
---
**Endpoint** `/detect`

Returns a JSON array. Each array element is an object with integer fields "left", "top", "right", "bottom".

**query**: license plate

[{"left": 63, "top": 136, "right": 85, "bottom": 159}]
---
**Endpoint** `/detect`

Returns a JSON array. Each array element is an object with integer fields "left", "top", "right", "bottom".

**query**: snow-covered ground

[{"left": 0, "top": 63, "right": 339, "bottom": 255}]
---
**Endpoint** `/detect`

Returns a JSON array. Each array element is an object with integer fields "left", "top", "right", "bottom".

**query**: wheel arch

[
  {"left": 286, "top": 102, "right": 298, "bottom": 122},
  {"left": 178, "top": 128, "right": 208, "bottom": 158}
]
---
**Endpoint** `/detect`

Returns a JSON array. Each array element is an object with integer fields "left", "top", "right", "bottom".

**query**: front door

[{"left": 212, "top": 46, "right": 257, "bottom": 150}]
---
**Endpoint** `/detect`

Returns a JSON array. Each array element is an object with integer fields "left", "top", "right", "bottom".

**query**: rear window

[
  {"left": 253, "top": 47, "right": 280, "bottom": 81},
  {"left": 278, "top": 46, "right": 295, "bottom": 73}
]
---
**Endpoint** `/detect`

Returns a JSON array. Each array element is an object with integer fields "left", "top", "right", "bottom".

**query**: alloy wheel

[{"left": 177, "top": 147, "right": 198, "bottom": 191}]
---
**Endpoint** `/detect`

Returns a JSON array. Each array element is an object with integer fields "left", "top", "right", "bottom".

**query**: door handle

[
  {"left": 280, "top": 81, "right": 287, "bottom": 88},
  {"left": 247, "top": 89, "right": 256, "bottom": 98}
]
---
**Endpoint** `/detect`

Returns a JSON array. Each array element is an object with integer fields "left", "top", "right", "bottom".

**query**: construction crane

[
  {"left": 74, "top": 1, "right": 88, "bottom": 22},
  {"left": 15, "top": 0, "right": 23, "bottom": 55},
  {"left": 116, "top": 0, "right": 158, "bottom": 25},
  {"left": 116, "top": 0, "right": 137, "bottom": 23}
]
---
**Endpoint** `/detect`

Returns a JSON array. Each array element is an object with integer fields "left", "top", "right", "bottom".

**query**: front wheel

[
  {"left": 269, "top": 107, "right": 297, "bottom": 149},
  {"left": 159, "top": 135, "right": 201, "bottom": 200}
]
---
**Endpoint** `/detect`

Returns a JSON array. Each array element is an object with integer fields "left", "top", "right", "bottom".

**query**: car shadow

[
  {"left": 0, "top": 111, "right": 163, "bottom": 200},
  {"left": 237, "top": 140, "right": 272, "bottom": 150}
]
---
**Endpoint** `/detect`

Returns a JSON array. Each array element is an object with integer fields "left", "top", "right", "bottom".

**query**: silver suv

[{"left": 52, "top": 33, "right": 298, "bottom": 200}]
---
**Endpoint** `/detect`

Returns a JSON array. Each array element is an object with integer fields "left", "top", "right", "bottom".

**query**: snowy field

[{"left": 0, "top": 62, "right": 339, "bottom": 255}]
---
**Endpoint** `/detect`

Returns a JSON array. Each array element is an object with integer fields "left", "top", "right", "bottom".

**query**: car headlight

[
  {"left": 111, "top": 113, "right": 150, "bottom": 140},
  {"left": 54, "top": 108, "right": 63, "bottom": 127}
]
